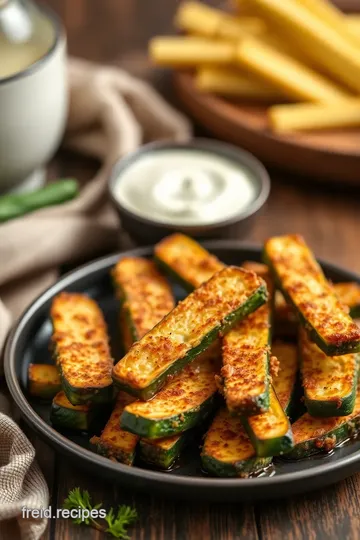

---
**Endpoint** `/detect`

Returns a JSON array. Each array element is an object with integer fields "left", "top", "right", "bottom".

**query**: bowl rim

[
  {"left": 108, "top": 138, "right": 271, "bottom": 232},
  {"left": 0, "top": 4, "right": 65, "bottom": 87},
  {"left": 5, "top": 240, "right": 360, "bottom": 498}
]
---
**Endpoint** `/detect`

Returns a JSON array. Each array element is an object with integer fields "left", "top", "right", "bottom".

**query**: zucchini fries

[
  {"left": 51, "top": 293, "right": 113, "bottom": 405},
  {"left": 37, "top": 230, "right": 360, "bottom": 479}
]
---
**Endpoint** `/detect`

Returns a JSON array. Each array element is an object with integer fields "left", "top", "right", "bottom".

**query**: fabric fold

[{"left": 0, "top": 56, "right": 191, "bottom": 539}]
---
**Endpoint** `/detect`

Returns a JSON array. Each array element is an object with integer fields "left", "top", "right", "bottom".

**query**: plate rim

[{"left": 5, "top": 239, "right": 360, "bottom": 495}]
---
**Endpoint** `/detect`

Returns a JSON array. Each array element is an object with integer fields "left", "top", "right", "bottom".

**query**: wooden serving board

[{"left": 174, "top": 72, "right": 360, "bottom": 185}]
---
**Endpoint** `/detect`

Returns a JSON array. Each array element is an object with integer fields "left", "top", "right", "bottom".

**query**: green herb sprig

[{"left": 63, "top": 487, "right": 137, "bottom": 539}]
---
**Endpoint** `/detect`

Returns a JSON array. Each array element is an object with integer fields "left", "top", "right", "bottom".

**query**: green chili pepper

[{"left": 0, "top": 179, "right": 79, "bottom": 223}]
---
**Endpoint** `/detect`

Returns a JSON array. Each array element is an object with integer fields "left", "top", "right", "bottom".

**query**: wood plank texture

[
  {"left": 54, "top": 461, "right": 257, "bottom": 540},
  {"left": 28, "top": 0, "right": 360, "bottom": 538},
  {"left": 257, "top": 475, "right": 360, "bottom": 540}
]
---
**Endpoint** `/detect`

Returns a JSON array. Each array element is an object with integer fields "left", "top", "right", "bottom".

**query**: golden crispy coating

[
  {"left": 265, "top": 234, "right": 360, "bottom": 348},
  {"left": 124, "top": 355, "right": 218, "bottom": 420},
  {"left": 119, "top": 311, "right": 134, "bottom": 353},
  {"left": 113, "top": 266, "right": 265, "bottom": 391},
  {"left": 51, "top": 293, "right": 113, "bottom": 391},
  {"left": 241, "top": 261, "right": 268, "bottom": 277},
  {"left": 113, "top": 257, "right": 175, "bottom": 343},
  {"left": 59, "top": 343, "right": 113, "bottom": 389},
  {"left": 246, "top": 387, "right": 290, "bottom": 440},
  {"left": 202, "top": 408, "right": 255, "bottom": 463},
  {"left": 221, "top": 268, "right": 272, "bottom": 414},
  {"left": 28, "top": 364, "right": 61, "bottom": 398},
  {"left": 53, "top": 391, "right": 90, "bottom": 412},
  {"left": 141, "top": 434, "right": 181, "bottom": 451},
  {"left": 334, "top": 282, "right": 360, "bottom": 312},
  {"left": 292, "top": 386, "right": 360, "bottom": 447},
  {"left": 51, "top": 292, "right": 109, "bottom": 351},
  {"left": 90, "top": 392, "right": 138, "bottom": 464},
  {"left": 28, "top": 364, "right": 60, "bottom": 385},
  {"left": 299, "top": 328, "right": 357, "bottom": 404},
  {"left": 272, "top": 343, "right": 298, "bottom": 411},
  {"left": 155, "top": 233, "right": 224, "bottom": 288},
  {"left": 275, "top": 282, "right": 360, "bottom": 323}
]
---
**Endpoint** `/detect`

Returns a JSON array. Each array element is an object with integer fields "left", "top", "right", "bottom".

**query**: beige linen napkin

[{"left": 0, "top": 57, "right": 191, "bottom": 539}]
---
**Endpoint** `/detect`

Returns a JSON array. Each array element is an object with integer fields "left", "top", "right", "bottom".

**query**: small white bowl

[
  {"left": 0, "top": 4, "right": 68, "bottom": 193},
  {"left": 108, "top": 139, "right": 271, "bottom": 244}
]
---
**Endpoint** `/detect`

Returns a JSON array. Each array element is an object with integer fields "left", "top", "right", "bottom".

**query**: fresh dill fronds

[
  {"left": 63, "top": 487, "right": 137, "bottom": 538},
  {"left": 105, "top": 506, "right": 138, "bottom": 539}
]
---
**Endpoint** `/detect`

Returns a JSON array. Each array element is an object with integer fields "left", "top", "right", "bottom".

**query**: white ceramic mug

[{"left": 0, "top": 1, "right": 67, "bottom": 193}]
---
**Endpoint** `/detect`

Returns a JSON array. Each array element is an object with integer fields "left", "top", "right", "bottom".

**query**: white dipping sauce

[{"left": 114, "top": 149, "right": 258, "bottom": 226}]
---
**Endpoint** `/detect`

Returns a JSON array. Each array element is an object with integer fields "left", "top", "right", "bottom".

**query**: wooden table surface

[{"left": 22, "top": 0, "right": 360, "bottom": 538}]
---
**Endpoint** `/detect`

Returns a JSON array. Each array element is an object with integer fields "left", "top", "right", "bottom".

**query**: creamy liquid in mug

[
  {"left": 0, "top": 1, "right": 54, "bottom": 79},
  {"left": 114, "top": 149, "right": 258, "bottom": 226}
]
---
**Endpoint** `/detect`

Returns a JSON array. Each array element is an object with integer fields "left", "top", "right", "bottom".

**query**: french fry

[
  {"left": 150, "top": 34, "right": 348, "bottom": 102},
  {"left": 248, "top": 0, "right": 360, "bottom": 93},
  {"left": 149, "top": 36, "right": 235, "bottom": 67},
  {"left": 175, "top": 2, "right": 265, "bottom": 40},
  {"left": 295, "top": 0, "right": 360, "bottom": 48},
  {"left": 175, "top": 1, "right": 247, "bottom": 40},
  {"left": 261, "top": 32, "right": 316, "bottom": 67},
  {"left": 233, "top": 16, "right": 267, "bottom": 36},
  {"left": 269, "top": 99, "right": 360, "bottom": 132},
  {"left": 235, "top": 38, "right": 350, "bottom": 103},
  {"left": 196, "top": 66, "right": 284, "bottom": 101},
  {"left": 347, "top": 17, "right": 360, "bottom": 39}
]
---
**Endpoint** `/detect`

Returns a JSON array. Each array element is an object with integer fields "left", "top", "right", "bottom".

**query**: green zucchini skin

[
  {"left": 202, "top": 454, "right": 272, "bottom": 478},
  {"left": 266, "top": 255, "right": 360, "bottom": 356},
  {"left": 305, "top": 394, "right": 356, "bottom": 418},
  {"left": 113, "top": 267, "right": 267, "bottom": 400},
  {"left": 51, "top": 293, "right": 113, "bottom": 406},
  {"left": 221, "top": 301, "right": 272, "bottom": 416},
  {"left": 90, "top": 392, "right": 139, "bottom": 466},
  {"left": 156, "top": 241, "right": 272, "bottom": 415},
  {"left": 201, "top": 408, "right": 272, "bottom": 478},
  {"left": 50, "top": 391, "right": 92, "bottom": 431},
  {"left": 286, "top": 397, "right": 360, "bottom": 460},
  {"left": 120, "top": 305, "right": 138, "bottom": 350},
  {"left": 299, "top": 329, "right": 358, "bottom": 417},
  {"left": 115, "top": 288, "right": 266, "bottom": 401},
  {"left": 154, "top": 256, "right": 195, "bottom": 293},
  {"left": 121, "top": 393, "right": 217, "bottom": 439},
  {"left": 350, "top": 306, "right": 360, "bottom": 318},
  {"left": 112, "top": 257, "right": 175, "bottom": 351},
  {"left": 242, "top": 386, "right": 294, "bottom": 457},
  {"left": 59, "top": 364, "right": 113, "bottom": 406},
  {"left": 139, "top": 434, "right": 187, "bottom": 469},
  {"left": 222, "top": 258, "right": 274, "bottom": 416},
  {"left": 287, "top": 375, "right": 306, "bottom": 422},
  {"left": 92, "top": 441, "right": 136, "bottom": 467},
  {"left": 263, "top": 235, "right": 360, "bottom": 356},
  {"left": 222, "top": 348, "right": 270, "bottom": 416},
  {"left": 274, "top": 284, "right": 360, "bottom": 338},
  {"left": 120, "top": 352, "right": 219, "bottom": 438},
  {"left": 288, "top": 421, "right": 359, "bottom": 460}
]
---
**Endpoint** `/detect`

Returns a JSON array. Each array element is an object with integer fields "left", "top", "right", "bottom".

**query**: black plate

[{"left": 5, "top": 241, "right": 360, "bottom": 502}]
